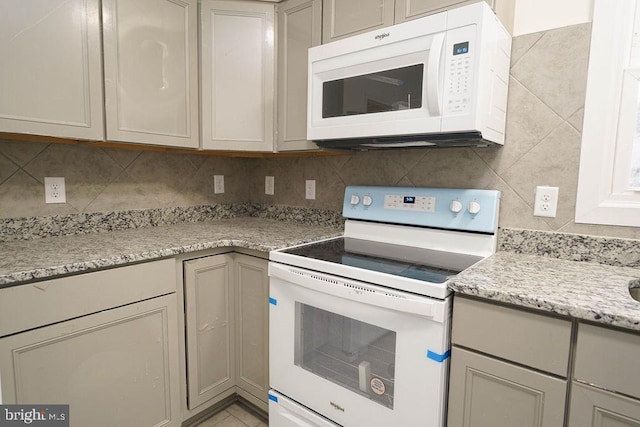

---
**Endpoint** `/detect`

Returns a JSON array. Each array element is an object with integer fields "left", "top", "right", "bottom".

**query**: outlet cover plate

[
  {"left": 305, "top": 180, "right": 316, "bottom": 200},
  {"left": 534, "top": 186, "right": 559, "bottom": 217},
  {"left": 265, "top": 176, "right": 274, "bottom": 195},
  {"left": 44, "top": 177, "right": 66, "bottom": 204},
  {"left": 214, "top": 175, "right": 224, "bottom": 194}
]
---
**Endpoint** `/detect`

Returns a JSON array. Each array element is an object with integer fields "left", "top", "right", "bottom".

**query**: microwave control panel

[{"left": 444, "top": 25, "right": 477, "bottom": 115}]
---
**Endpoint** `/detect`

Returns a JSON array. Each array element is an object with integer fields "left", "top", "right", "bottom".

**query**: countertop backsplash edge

[
  {"left": 0, "top": 204, "right": 345, "bottom": 242},
  {"left": 498, "top": 228, "right": 640, "bottom": 268}
]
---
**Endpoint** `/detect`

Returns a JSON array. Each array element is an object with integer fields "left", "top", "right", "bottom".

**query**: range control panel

[
  {"left": 343, "top": 186, "right": 500, "bottom": 234},
  {"left": 383, "top": 195, "right": 436, "bottom": 212}
]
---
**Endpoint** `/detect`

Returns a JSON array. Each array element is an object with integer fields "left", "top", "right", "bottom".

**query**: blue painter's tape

[
  {"left": 268, "top": 393, "right": 278, "bottom": 403},
  {"left": 269, "top": 297, "right": 277, "bottom": 306},
  {"left": 427, "top": 349, "right": 451, "bottom": 363}
]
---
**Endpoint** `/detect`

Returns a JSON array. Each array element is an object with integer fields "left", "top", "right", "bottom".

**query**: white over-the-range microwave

[{"left": 307, "top": 2, "right": 512, "bottom": 150}]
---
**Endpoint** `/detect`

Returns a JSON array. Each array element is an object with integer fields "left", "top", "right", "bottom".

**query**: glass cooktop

[{"left": 281, "top": 237, "right": 483, "bottom": 284}]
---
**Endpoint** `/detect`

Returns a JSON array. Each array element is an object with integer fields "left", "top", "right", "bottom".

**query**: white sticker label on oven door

[{"left": 370, "top": 377, "right": 386, "bottom": 396}]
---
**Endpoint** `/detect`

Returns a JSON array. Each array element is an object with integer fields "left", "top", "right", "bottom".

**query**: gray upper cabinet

[
  {"left": 0, "top": 0, "right": 199, "bottom": 148},
  {"left": 0, "top": 0, "right": 105, "bottom": 141},
  {"left": 322, "top": 0, "right": 395, "bottom": 43},
  {"left": 322, "top": 0, "right": 497, "bottom": 43},
  {"left": 200, "top": 0, "right": 275, "bottom": 151},
  {"left": 277, "top": 0, "right": 322, "bottom": 151},
  {"left": 102, "top": 0, "right": 199, "bottom": 148},
  {"left": 395, "top": 0, "right": 494, "bottom": 23}
]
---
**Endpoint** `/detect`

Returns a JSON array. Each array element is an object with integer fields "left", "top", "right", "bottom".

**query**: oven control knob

[
  {"left": 468, "top": 201, "right": 481, "bottom": 215},
  {"left": 350, "top": 195, "right": 360, "bottom": 205},
  {"left": 362, "top": 195, "right": 373, "bottom": 206},
  {"left": 449, "top": 200, "right": 463, "bottom": 214}
]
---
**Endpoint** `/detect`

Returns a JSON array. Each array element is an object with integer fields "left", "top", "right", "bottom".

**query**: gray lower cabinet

[
  {"left": 448, "top": 347, "right": 567, "bottom": 427},
  {"left": 568, "top": 323, "right": 640, "bottom": 426},
  {"left": 183, "top": 253, "right": 269, "bottom": 412},
  {"left": 184, "top": 254, "right": 236, "bottom": 410},
  {"left": 569, "top": 383, "right": 640, "bottom": 427},
  {"left": 448, "top": 297, "right": 570, "bottom": 427},
  {"left": 0, "top": 260, "right": 181, "bottom": 427},
  {"left": 234, "top": 254, "right": 270, "bottom": 406}
]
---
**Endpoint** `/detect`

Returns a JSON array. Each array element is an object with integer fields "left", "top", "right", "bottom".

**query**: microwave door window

[{"left": 322, "top": 64, "right": 424, "bottom": 118}]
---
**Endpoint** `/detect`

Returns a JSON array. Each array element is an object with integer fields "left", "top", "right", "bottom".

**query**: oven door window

[
  {"left": 322, "top": 64, "right": 424, "bottom": 118},
  {"left": 294, "top": 303, "right": 396, "bottom": 409}
]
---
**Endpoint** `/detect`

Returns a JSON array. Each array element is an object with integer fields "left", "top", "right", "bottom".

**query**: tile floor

[{"left": 194, "top": 403, "right": 268, "bottom": 427}]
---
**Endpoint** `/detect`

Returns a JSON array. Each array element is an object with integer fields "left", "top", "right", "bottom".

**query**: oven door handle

[{"left": 270, "top": 264, "right": 439, "bottom": 319}]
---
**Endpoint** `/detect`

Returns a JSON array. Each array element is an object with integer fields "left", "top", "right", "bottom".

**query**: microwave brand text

[{"left": 374, "top": 32, "right": 390, "bottom": 41}]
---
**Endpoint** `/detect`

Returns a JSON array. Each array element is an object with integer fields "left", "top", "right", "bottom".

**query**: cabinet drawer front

[
  {"left": 575, "top": 324, "right": 640, "bottom": 399},
  {"left": 451, "top": 297, "right": 571, "bottom": 376},
  {"left": 0, "top": 259, "right": 176, "bottom": 337},
  {"left": 448, "top": 347, "right": 567, "bottom": 427}
]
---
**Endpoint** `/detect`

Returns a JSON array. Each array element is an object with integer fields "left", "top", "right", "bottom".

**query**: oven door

[{"left": 269, "top": 263, "right": 451, "bottom": 427}]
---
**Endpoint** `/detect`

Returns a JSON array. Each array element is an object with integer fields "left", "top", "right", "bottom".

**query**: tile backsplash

[{"left": 1, "top": 23, "right": 639, "bottom": 240}]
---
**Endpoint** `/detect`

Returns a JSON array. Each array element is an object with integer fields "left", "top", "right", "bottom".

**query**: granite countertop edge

[
  {"left": 2, "top": 219, "right": 639, "bottom": 333},
  {"left": 448, "top": 252, "right": 640, "bottom": 332},
  {"left": 0, "top": 218, "right": 343, "bottom": 288},
  {"left": 1, "top": 239, "right": 268, "bottom": 286}
]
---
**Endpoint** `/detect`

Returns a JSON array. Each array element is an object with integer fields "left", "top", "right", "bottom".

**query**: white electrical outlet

[
  {"left": 534, "top": 186, "right": 559, "bottom": 217},
  {"left": 44, "top": 177, "right": 66, "bottom": 204},
  {"left": 214, "top": 175, "right": 224, "bottom": 194},
  {"left": 305, "top": 180, "right": 316, "bottom": 200},
  {"left": 265, "top": 176, "right": 274, "bottom": 195}
]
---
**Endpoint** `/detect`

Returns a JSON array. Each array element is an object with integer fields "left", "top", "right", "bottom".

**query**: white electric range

[{"left": 268, "top": 186, "right": 500, "bottom": 427}]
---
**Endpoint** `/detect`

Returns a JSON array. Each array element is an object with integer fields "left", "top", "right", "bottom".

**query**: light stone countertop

[
  {"left": 0, "top": 217, "right": 342, "bottom": 287},
  {"left": 448, "top": 251, "right": 640, "bottom": 332},
  {"left": 2, "top": 217, "right": 640, "bottom": 332}
]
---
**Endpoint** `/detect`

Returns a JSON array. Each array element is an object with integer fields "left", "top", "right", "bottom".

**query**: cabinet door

[
  {"left": 277, "top": 0, "right": 321, "bottom": 151},
  {"left": 448, "top": 347, "right": 566, "bottom": 427},
  {"left": 322, "top": 0, "right": 395, "bottom": 44},
  {"left": 0, "top": 295, "right": 181, "bottom": 427},
  {"left": 201, "top": 1, "right": 275, "bottom": 151},
  {"left": 569, "top": 382, "right": 640, "bottom": 427},
  {"left": 0, "top": 0, "right": 104, "bottom": 140},
  {"left": 395, "top": 0, "right": 493, "bottom": 23},
  {"left": 234, "top": 254, "right": 269, "bottom": 405},
  {"left": 184, "top": 254, "right": 235, "bottom": 410},
  {"left": 102, "top": 0, "right": 199, "bottom": 148}
]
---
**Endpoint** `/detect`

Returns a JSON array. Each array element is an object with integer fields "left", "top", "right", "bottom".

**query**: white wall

[{"left": 513, "top": 0, "right": 593, "bottom": 36}]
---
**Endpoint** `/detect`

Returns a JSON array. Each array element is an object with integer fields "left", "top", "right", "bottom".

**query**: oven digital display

[{"left": 403, "top": 196, "right": 416, "bottom": 204}]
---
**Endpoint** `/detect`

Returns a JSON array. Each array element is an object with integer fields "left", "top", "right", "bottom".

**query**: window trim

[{"left": 575, "top": 0, "right": 640, "bottom": 227}]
